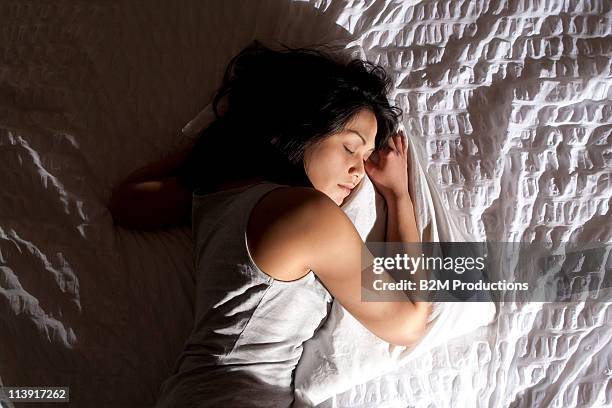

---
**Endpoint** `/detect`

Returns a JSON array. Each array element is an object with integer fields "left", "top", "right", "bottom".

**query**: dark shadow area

[
  {"left": 156, "top": 367, "right": 298, "bottom": 408},
  {"left": 0, "top": 1, "right": 356, "bottom": 407}
]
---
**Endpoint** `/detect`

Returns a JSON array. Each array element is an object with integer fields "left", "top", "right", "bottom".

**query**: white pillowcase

[
  {"left": 293, "top": 290, "right": 496, "bottom": 407},
  {"left": 182, "top": 102, "right": 216, "bottom": 139}
]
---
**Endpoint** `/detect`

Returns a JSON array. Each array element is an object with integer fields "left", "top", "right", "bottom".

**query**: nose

[{"left": 349, "top": 158, "right": 365, "bottom": 184}]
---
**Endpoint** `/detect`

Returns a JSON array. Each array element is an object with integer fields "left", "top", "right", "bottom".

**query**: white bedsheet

[{"left": 1, "top": 1, "right": 610, "bottom": 407}]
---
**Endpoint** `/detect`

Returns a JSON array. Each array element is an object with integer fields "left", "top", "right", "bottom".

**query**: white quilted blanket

[{"left": 1, "top": 1, "right": 610, "bottom": 407}]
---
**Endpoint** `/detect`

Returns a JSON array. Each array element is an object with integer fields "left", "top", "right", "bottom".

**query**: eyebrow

[{"left": 346, "top": 129, "right": 375, "bottom": 152}]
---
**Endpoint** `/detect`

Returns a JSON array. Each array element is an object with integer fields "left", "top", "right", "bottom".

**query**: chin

[
  {"left": 326, "top": 194, "right": 340, "bottom": 206},
  {"left": 328, "top": 195, "right": 343, "bottom": 206}
]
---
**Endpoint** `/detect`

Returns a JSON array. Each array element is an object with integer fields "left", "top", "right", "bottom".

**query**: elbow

[
  {"left": 107, "top": 179, "right": 192, "bottom": 230},
  {"left": 107, "top": 185, "right": 132, "bottom": 227},
  {"left": 107, "top": 186, "right": 147, "bottom": 229},
  {"left": 392, "top": 302, "right": 433, "bottom": 347},
  {"left": 108, "top": 190, "right": 123, "bottom": 226}
]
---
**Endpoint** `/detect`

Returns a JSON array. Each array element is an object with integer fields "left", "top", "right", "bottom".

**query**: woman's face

[{"left": 303, "top": 109, "right": 378, "bottom": 206}]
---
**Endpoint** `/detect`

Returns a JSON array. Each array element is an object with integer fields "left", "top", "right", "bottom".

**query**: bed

[{"left": 1, "top": 0, "right": 610, "bottom": 407}]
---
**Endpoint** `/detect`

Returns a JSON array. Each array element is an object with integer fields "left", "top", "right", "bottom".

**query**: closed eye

[{"left": 345, "top": 145, "right": 374, "bottom": 162}]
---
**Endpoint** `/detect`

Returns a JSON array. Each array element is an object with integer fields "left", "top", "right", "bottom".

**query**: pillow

[
  {"left": 181, "top": 102, "right": 215, "bottom": 139},
  {"left": 292, "top": 294, "right": 496, "bottom": 407}
]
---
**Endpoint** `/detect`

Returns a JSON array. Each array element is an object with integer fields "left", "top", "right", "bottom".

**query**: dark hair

[{"left": 178, "top": 40, "right": 402, "bottom": 194}]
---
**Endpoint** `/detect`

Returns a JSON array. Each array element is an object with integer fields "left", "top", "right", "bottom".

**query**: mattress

[{"left": 1, "top": 0, "right": 610, "bottom": 407}]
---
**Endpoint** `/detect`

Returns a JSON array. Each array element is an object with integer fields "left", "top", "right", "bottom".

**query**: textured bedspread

[{"left": 1, "top": 0, "right": 610, "bottom": 407}]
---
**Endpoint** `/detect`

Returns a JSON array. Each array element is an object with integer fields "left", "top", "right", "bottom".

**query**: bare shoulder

[
  {"left": 246, "top": 185, "right": 350, "bottom": 282},
  {"left": 248, "top": 185, "right": 430, "bottom": 347}
]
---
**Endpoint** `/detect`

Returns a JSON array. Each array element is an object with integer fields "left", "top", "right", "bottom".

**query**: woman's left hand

[{"left": 364, "top": 130, "right": 411, "bottom": 201}]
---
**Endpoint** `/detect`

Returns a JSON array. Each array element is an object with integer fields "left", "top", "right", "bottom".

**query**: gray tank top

[{"left": 156, "top": 181, "right": 333, "bottom": 408}]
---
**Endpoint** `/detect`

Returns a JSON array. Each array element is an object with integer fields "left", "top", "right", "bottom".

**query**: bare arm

[
  {"left": 365, "top": 130, "right": 432, "bottom": 341},
  {"left": 385, "top": 193, "right": 420, "bottom": 244},
  {"left": 119, "top": 142, "right": 193, "bottom": 185},
  {"left": 384, "top": 190, "right": 431, "bottom": 306},
  {"left": 299, "top": 191, "right": 428, "bottom": 347},
  {"left": 108, "top": 142, "right": 194, "bottom": 229}
]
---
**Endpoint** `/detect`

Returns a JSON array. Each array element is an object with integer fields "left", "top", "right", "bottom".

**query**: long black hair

[{"left": 178, "top": 40, "right": 402, "bottom": 194}]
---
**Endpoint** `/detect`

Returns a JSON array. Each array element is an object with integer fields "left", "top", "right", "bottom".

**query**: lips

[{"left": 338, "top": 183, "right": 354, "bottom": 194}]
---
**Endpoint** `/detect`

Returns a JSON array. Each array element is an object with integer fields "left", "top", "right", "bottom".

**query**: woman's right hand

[{"left": 364, "top": 130, "right": 411, "bottom": 201}]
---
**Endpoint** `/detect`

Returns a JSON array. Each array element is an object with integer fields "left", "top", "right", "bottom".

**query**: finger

[
  {"left": 395, "top": 131, "right": 404, "bottom": 154},
  {"left": 406, "top": 144, "right": 412, "bottom": 170},
  {"left": 388, "top": 133, "right": 398, "bottom": 152},
  {"left": 394, "top": 131, "right": 403, "bottom": 155},
  {"left": 400, "top": 130, "right": 408, "bottom": 154}
]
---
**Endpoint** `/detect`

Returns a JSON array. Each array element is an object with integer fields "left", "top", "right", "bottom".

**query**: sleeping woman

[{"left": 108, "top": 40, "right": 432, "bottom": 408}]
